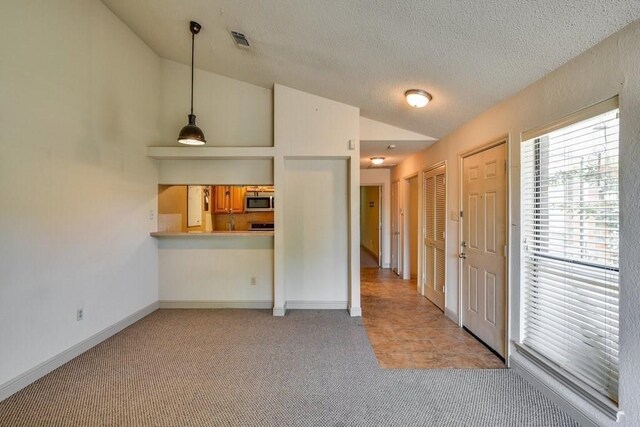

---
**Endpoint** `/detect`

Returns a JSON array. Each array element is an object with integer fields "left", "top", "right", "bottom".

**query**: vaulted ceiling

[{"left": 102, "top": 0, "right": 640, "bottom": 139}]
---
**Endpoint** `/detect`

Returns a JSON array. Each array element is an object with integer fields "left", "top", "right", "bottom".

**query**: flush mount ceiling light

[
  {"left": 387, "top": 144, "right": 397, "bottom": 149},
  {"left": 178, "top": 21, "right": 206, "bottom": 145},
  {"left": 405, "top": 89, "right": 432, "bottom": 108},
  {"left": 370, "top": 157, "right": 385, "bottom": 165}
]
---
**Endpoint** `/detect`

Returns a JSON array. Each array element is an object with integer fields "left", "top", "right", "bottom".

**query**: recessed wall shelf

[{"left": 147, "top": 146, "right": 275, "bottom": 160}]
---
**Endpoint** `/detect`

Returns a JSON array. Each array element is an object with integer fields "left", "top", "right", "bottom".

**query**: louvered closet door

[
  {"left": 462, "top": 143, "right": 507, "bottom": 356},
  {"left": 423, "top": 165, "right": 446, "bottom": 310}
]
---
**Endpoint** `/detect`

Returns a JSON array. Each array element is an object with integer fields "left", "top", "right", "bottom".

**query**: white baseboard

[
  {"left": 349, "top": 306, "right": 362, "bottom": 317},
  {"left": 0, "top": 301, "right": 158, "bottom": 402},
  {"left": 159, "top": 300, "right": 272, "bottom": 309},
  {"left": 285, "top": 301, "right": 348, "bottom": 310},
  {"left": 510, "top": 352, "right": 620, "bottom": 427}
]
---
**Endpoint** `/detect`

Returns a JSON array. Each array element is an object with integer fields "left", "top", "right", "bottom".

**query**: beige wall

[
  {"left": 392, "top": 20, "right": 640, "bottom": 427},
  {"left": 283, "top": 159, "right": 349, "bottom": 307},
  {"left": 158, "top": 185, "right": 188, "bottom": 231},
  {"left": 158, "top": 159, "right": 273, "bottom": 185},
  {"left": 360, "top": 186, "right": 380, "bottom": 260},
  {"left": 159, "top": 237, "right": 274, "bottom": 305},
  {"left": 0, "top": 0, "right": 160, "bottom": 393},
  {"left": 159, "top": 58, "right": 273, "bottom": 147}
]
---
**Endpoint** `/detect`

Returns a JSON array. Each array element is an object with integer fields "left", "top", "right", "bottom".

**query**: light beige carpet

[{"left": 0, "top": 309, "right": 576, "bottom": 426}]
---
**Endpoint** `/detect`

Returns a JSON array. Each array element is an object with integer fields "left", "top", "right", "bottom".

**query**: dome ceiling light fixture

[
  {"left": 178, "top": 21, "right": 206, "bottom": 146},
  {"left": 370, "top": 157, "right": 385, "bottom": 165},
  {"left": 405, "top": 89, "right": 432, "bottom": 108}
]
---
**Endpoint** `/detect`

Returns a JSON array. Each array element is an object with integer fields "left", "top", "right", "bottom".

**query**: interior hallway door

[
  {"left": 461, "top": 142, "right": 507, "bottom": 357},
  {"left": 423, "top": 165, "right": 446, "bottom": 311}
]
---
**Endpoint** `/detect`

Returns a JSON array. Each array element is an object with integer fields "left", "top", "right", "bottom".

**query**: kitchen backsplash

[{"left": 213, "top": 211, "right": 274, "bottom": 231}]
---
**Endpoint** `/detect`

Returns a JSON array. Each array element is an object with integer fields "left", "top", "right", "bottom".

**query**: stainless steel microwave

[{"left": 244, "top": 192, "right": 274, "bottom": 212}]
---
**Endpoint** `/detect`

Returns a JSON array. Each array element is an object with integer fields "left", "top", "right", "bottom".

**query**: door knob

[{"left": 459, "top": 253, "right": 467, "bottom": 259}]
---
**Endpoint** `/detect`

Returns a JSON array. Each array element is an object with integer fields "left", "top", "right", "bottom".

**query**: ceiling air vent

[{"left": 231, "top": 31, "right": 250, "bottom": 48}]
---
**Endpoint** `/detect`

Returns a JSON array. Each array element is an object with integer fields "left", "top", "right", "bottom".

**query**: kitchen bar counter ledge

[{"left": 150, "top": 231, "right": 274, "bottom": 237}]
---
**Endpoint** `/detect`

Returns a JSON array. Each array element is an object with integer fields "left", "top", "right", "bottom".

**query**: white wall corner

[
  {"left": 444, "top": 307, "right": 459, "bottom": 325},
  {"left": 272, "top": 306, "right": 287, "bottom": 317},
  {"left": 0, "top": 302, "right": 159, "bottom": 402},
  {"left": 348, "top": 306, "right": 362, "bottom": 317}
]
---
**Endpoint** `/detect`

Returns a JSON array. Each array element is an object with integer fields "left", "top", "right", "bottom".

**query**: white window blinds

[{"left": 521, "top": 98, "right": 620, "bottom": 404}]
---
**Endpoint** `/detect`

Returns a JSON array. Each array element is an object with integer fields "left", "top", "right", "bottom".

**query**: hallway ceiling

[
  {"left": 102, "top": 0, "right": 640, "bottom": 138},
  {"left": 360, "top": 140, "right": 434, "bottom": 169}
]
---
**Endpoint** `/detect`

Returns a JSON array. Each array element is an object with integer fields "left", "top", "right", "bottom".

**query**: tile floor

[
  {"left": 360, "top": 246, "right": 379, "bottom": 268},
  {"left": 361, "top": 267, "right": 505, "bottom": 369}
]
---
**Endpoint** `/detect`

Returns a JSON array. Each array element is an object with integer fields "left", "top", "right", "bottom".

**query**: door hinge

[{"left": 460, "top": 210, "right": 463, "bottom": 218}]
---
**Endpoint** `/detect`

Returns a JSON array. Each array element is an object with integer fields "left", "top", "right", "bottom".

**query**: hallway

[{"left": 361, "top": 268, "right": 505, "bottom": 369}]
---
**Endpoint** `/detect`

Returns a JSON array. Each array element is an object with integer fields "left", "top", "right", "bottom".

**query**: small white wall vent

[{"left": 231, "top": 31, "right": 250, "bottom": 48}]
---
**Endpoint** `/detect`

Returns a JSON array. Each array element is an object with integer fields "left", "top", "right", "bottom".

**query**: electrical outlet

[
  {"left": 76, "top": 308, "right": 84, "bottom": 321},
  {"left": 250, "top": 277, "right": 257, "bottom": 286}
]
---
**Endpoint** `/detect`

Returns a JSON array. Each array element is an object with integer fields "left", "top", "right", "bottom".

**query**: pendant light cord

[{"left": 190, "top": 31, "right": 195, "bottom": 116}]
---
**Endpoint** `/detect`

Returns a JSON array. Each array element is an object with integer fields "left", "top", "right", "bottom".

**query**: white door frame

[
  {"left": 360, "top": 184, "right": 384, "bottom": 267},
  {"left": 458, "top": 136, "right": 511, "bottom": 362},
  {"left": 402, "top": 173, "right": 421, "bottom": 284},
  {"left": 421, "top": 161, "right": 447, "bottom": 306},
  {"left": 391, "top": 180, "right": 401, "bottom": 275}
]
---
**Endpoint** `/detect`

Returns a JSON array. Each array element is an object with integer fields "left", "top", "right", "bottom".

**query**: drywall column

[
  {"left": 272, "top": 155, "right": 286, "bottom": 315},
  {"left": 349, "top": 156, "right": 362, "bottom": 316},
  {"left": 273, "top": 85, "right": 360, "bottom": 316}
]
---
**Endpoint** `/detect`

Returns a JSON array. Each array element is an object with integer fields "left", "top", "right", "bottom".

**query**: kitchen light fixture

[
  {"left": 405, "top": 89, "right": 432, "bottom": 108},
  {"left": 370, "top": 157, "right": 385, "bottom": 165},
  {"left": 178, "top": 21, "right": 206, "bottom": 145}
]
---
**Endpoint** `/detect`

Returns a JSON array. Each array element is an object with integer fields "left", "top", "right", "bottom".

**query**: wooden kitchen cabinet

[{"left": 213, "top": 186, "right": 245, "bottom": 213}]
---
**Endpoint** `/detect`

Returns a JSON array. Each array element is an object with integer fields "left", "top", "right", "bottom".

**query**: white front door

[
  {"left": 461, "top": 143, "right": 507, "bottom": 356},
  {"left": 423, "top": 165, "right": 446, "bottom": 311},
  {"left": 391, "top": 181, "right": 399, "bottom": 274}
]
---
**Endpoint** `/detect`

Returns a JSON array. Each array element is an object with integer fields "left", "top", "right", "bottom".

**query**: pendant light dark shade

[{"left": 178, "top": 21, "right": 206, "bottom": 145}]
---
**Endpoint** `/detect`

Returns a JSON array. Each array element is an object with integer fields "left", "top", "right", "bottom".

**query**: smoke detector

[{"left": 231, "top": 31, "right": 250, "bottom": 48}]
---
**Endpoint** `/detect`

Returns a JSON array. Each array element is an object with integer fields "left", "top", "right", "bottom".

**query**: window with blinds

[{"left": 521, "top": 97, "right": 619, "bottom": 405}]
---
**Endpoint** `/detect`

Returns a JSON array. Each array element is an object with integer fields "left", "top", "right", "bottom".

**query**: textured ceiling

[
  {"left": 360, "top": 140, "right": 435, "bottom": 169},
  {"left": 102, "top": 0, "right": 640, "bottom": 138}
]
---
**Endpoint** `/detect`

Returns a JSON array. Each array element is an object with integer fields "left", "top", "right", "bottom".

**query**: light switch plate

[
  {"left": 348, "top": 139, "right": 356, "bottom": 150},
  {"left": 450, "top": 210, "right": 459, "bottom": 221}
]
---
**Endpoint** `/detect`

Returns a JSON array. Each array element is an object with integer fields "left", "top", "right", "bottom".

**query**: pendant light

[{"left": 178, "top": 21, "right": 206, "bottom": 145}]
